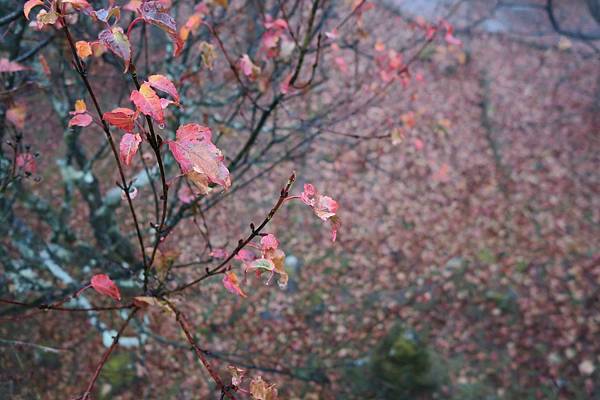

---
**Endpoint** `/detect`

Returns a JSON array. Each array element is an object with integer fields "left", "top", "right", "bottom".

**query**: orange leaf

[
  {"left": 23, "top": 0, "right": 44, "bottom": 20},
  {"left": 75, "top": 41, "right": 92, "bottom": 60},
  {"left": 223, "top": 271, "right": 246, "bottom": 298},
  {"left": 90, "top": 274, "right": 121, "bottom": 301},
  {"left": 6, "top": 103, "right": 26, "bottom": 130},
  {"left": 103, "top": 107, "right": 136, "bottom": 132}
]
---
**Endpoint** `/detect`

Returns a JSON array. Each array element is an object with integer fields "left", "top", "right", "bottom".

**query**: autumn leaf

[
  {"left": 119, "top": 133, "right": 142, "bottom": 166},
  {"left": 133, "top": 296, "right": 174, "bottom": 315},
  {"left": 299, "top": 184, "right": 340, "bottom": 241},
  {"left": 130, "top": 83, "right": 164, "bottom": 125},
  {"left": 6, "top": 103, "right": 26, "bottom": 130},
  {"left": 75, "top": 41, "right": 92, "bottom": 60},
  {"left": 23, "top": 0, "right": 44, "bottom": 20},
  {"left": 68, "top": 114, "right": 93, "bottom": 127},
  {"left": 223, "top": 271, "right": 246, "bottom": 298},
  {"left": 148, "top": 74, "right": 180, "bottom": 103},
  {"left": 139, "top": 1, "right": 184, "bottom": 56},
  {"left": 99, "top": 26, "right": 131, "bottom": 71},
  {"left": 227, "top": 365, "right": 245, "bottom": 387},
  {"left": 250, "top": 376, "right": 278, "bottom": 400},
  {"left": 0, "top": 58, "right": 27, "bottom": 73},
  {"left": 179, "top": 14, "right": 203, "bottom": 42},
  {"left": 68, "top": 99, "right": 93, "bottom": 127},
  {"left": 103, "top": 107, "right": 137, "bottom": 132},
  {"left": 167, "top": 123, "right": 231, "bottom": 189},
  {"left": 90, "top": 274, "right": 121, "bottom": 301}
]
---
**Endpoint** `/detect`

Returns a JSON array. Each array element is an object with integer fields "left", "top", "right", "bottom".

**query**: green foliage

[{"left": 347, "top": 324, "right": 447, "bottom": 399}]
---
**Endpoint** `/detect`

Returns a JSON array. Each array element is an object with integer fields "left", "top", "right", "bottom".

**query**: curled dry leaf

[
  {"left": 227, "top": 365, "right": 246, "bottom": 387},
  {"left": 250, "top": 376, "right": 278, "bottom": 400},
  {"left": 133, "top": 296, "right": 174, "bottom": 315},
  {"left": 90, "top": 274, "right": 121, "bottom": 301},
  {"left": 99, "top": 26, "right": 131, "bottom": 71},
  {"left": 23, "top": 0, "right": 44, "bottom": 20},
  {"left": 139, "top": 1, "right": 183, "bottom": 56}
]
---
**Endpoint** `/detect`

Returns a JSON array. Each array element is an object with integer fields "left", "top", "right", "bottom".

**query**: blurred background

[{"left": 1, "top": 0, "right": 599, "bottom": 399}]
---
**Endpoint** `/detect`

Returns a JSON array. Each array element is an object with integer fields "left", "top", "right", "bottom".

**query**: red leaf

[
  {"left": 130, "top": 83, "right": 164, "bottom": 125},
  {"left": 139, "top": 1, "right": 183, "bottom": 56},
  {"left": 119, "top": 133, "right": 142, "bottom": 166},
  {"left": 148, "top": 74, "right": 180, "bottom": 103},
  {"left": 0, "top": 58, "right": 27, "bottom": 73},
  {"left": 23, "top": 0, "right": 44, "bottom": 20},
  {"left": 103, "top": 107, "right": 137, "bottom": 132},
  {"left": 167, "top": 123, "right": 231, "bottom": 188},
  {"left": 99, "top": 26, "right": 131, "bottom": 72},
  {"left": 68, "top": 113, "right": 93, "bottom": 127},
  {"left": 90, "top": 274, "right": 121, "bottom": 301},
  {"left": 223, "top": 271, "right": 246, "bottom": 298}
]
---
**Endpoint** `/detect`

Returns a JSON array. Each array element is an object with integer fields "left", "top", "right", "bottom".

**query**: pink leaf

[
  {"left": 68, "top": 113, "right": 93, "bottom": 127},
  {"left": 223, "top": 271, "right": 246, "bottom": 297},
  {"left": 260, "top": 234, "right": 279, "bottom": 252},
  {"left": 0, "top": 58, "right": 28, "bottom": 73},
  {"left": 167, "top": 123, "right": 231, "bottom": 189},
  {"left": 90, "top": 274, "right": 121, "bottom": 301},
  {"left": 239, "top": 54, "right": 254, "bottom": 77},
  {"left": 299, "top": 183, "right": 340, "bottom": 242},
  {"left": 119, "top": 133, "right": 142, "bottom": 166},
  {"left": 148, "top": 74, "right": 180, "bottom": 103},
  {"left": 130, "top": 83, "right": 164, "bottom": 125}
]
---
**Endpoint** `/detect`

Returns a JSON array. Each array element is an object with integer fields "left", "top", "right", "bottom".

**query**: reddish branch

[
  {"left": 128, "top": 61, "right": 170, "bottom": 292},
  {"left": 168, "top": 172, "right": 296, "bottom": 294},
  {"left": 79, "top": 307, "right": 139, "bottom": 400},
  {"left": 59, "top": 10, "right": 148, "bottom": 272},
  {"left": 164, "top": 300, "right": 236, "bottom": 399}
]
